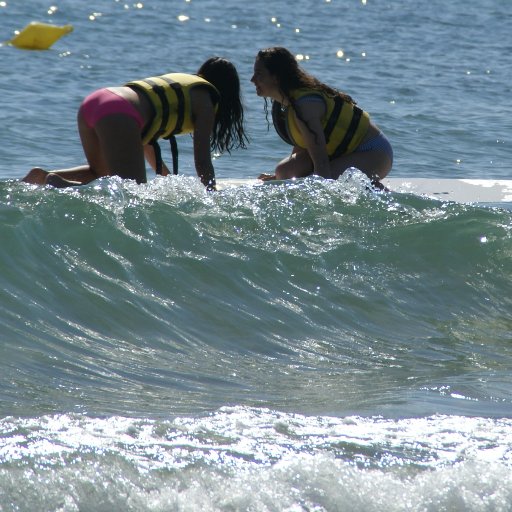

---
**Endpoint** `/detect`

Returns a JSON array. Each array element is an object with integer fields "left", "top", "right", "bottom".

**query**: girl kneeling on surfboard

[
  {"left": 251, "top": 47, "right": 392, "bottom": 186},
  {"left": 23, "top": 57, "right": 248, "bottom": 191}
]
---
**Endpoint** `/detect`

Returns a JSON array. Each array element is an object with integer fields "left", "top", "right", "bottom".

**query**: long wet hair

[
  {"left": 197, "top": 57, "right": 249, "bottom": 154},
  {"left": 256, "top": 47, "right": 356, "bottom": 133}
]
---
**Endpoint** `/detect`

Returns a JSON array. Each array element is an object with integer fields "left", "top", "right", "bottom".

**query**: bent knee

[
  {"left": 361, "top": 151, "right": 393, "bottom": 180},
  {"left": 274, "top": 166, "right": 289, "bottom": 180}
]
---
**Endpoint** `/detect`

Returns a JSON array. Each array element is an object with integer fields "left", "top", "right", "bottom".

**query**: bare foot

[
  {"left": 22, "top": 167, "right": 49, "bottom": 185},
  {"left": 258, "top": 173, "right": 276, "bottom": 181},
  {"left": 370, "top": 179, "right": 390, "bottom": 192}
]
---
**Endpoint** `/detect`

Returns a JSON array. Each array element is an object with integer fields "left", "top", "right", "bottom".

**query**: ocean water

[{"left": 1, "top": 1, "right": 512, "bottom": 511}]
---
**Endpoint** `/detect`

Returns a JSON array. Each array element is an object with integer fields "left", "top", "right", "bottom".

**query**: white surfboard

[
  {"left": 382, "top": 178, "right": 512, "bottom": 204},
  {"left": 216, "top": 178, "right": 512, "bottom": 204}
]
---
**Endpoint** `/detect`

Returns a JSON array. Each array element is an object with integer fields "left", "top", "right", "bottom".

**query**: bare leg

[
  {"left": 81, "top": 112, "right": 146, "bottom": 183},
  {"left": 22, "top": 165, "right": 98, "bottom": 186},
  {"left": 274, "top": 149, "right": 313, "bottom": 180},
  {"left": 23, "top": 111, "right": 146, "bottom": 188},
  {"left": 270, "top": 147, "right": 392, "bottom": 185},
  {"left": 45, "top": 172, "right": 86, "bottom": 188},
  {"left": 330, "top": 150, "right": 393, "bottom": 181}
]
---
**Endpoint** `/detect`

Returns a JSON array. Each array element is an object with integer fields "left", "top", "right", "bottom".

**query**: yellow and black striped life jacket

[
  {"left": 126, "top": 73, "right": 219, "bottom": 174},
  {"left": 272, "top": 88, "right": 370, "bottom": 158}
]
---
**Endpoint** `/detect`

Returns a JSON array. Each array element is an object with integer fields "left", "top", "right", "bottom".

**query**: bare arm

[
  {"left": 293, "top": 100, "right": 331, "bottom": 179},
  {"left": 191, "top": 88, "right": 216, "bottom": 190},
  {"left": 143, "top": 144, "right": 170, "bottom": 176}
]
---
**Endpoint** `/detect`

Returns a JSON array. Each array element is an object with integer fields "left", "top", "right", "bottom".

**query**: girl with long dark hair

[
  {"left": 23, "top": 57, "right": 248, "bottom": 190},
  {"left": 251, "top": 47, "right": 392, "bottom": 185}
]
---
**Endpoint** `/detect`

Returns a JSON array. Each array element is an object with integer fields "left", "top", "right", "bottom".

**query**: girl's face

[{"left": 251, "top": 58, "right": 279, "bottom": 99}]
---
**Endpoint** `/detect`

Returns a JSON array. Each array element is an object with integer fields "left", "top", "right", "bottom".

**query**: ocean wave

[{"left": 1, "top": 175, "right": 511, "bottom": 420}]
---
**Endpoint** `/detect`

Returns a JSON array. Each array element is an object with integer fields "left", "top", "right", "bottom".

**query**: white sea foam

[{"left": 1, "top": 409, "right": 512, "bottom": 511}]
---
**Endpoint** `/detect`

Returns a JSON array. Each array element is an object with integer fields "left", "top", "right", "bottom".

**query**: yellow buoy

[{"left": 8, "top": 21, "right": 73, "bottom": 50}]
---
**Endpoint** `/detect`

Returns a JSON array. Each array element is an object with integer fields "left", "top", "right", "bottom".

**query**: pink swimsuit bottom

[{"left": 79, "top": 88, "right": 144, "bottom": 129}]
